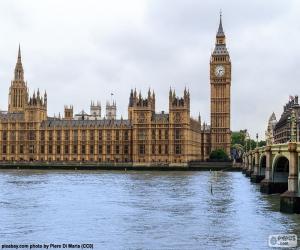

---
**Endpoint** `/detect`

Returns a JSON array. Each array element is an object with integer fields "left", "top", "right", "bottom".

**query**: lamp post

[{"left": 256, "top": 133, "right": 259, "bottom": 148}]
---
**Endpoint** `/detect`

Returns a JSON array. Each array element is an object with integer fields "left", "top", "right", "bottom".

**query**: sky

[{"left": 0, "top": 0, "right": 300, "bottom": 140}]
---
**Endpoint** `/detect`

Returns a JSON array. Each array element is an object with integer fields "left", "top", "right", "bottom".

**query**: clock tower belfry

[{"left": 210, "top": 13, "right": 231, "bottom": 156}]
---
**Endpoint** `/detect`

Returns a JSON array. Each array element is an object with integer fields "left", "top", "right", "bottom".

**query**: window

[
  {"left": 56, "top": 131, "right": 61, "bottom": 141},
  {"left": 159, "top": 130, "right": 162, "bottom": 140},
  {"left": 29, "top": 131, "right": 35, "bottom": 140},
  {"left": 124, "top": 131, "right": 129, "bottom": 141},
  {"left": 49, "top": 145, "right": 53, "bottom": 154},
  {"left": 73, "top": 145, "right": 77, "bottom": 154},
  {"left": 106, "top": 145, "right": 111, "bottom": 154},
  {"left": 90, "top": 145, "right": 94, "bottom": 154},
  {"left": 138, "top": 130, "right": 146, "bottom": 140},
  {"left": 116, "top": 131, "right": 119, "bottom": 141},
  {"left": 49, "top": 131, "right": 53, "bottom": 141},
  {"left": 29, "top": 145, "right": 35, "bottom": 154},
  {"left": 90, "top": 130, "right": 95, "bottom": 141},
  {"left": 40, "top": 145, "right": 45, "bottom": 154},
  {"left": 64, "top": 145, "right": 69, "bottom": 154},
  {"left": 165, "top": 130, "right": 169, "bottom": 140},
  {"left": 152, "top": 129, "right": 155, "bottom": 140},
  {"left": 40, "top": 131, "right": 45, "bottom": 141},
  {"left": 139, "top": 144, "right": 145, "bottom": 155},
  {"left": 124, "top": 145, "right": 129, "bottom": 155},
  {"left": 116, "top": 145, "right": 119, "bottom": 154},
  {"left": 56, "top": 145, "right": 61, "bottom": 154},
  {"left": 158, "top": 145, "right": 162, "bottom": 154},
  {"left": 2, "top": 131, "right": 7, "bottom": 141},
  {"left": 73, "top": 130, "right": 78, "bottom": 141},
  {"left": 175, "top": 129, "right": 180, "bottom": 140},
  {"left": 98, "top": 130, "right": 103, "bottom": 141},
  {"left": 81, "top": 145, "right": 86, "bottom": 154},
  {"left": 64, "top": 131, "right": 69, "bottom": 141},
  {"left": 106, "top": 131, "right": 111, "bottom": 141},
  {"left": 82, "top": 130, "right": 86, "bottom": 141},
  {"left": 98, "top": 145, "right": 103, "bottom": 154},
  {"left": 175, "top": 145, "right": 181, "bottom": 155},
  {"left": 152, "top": 145, "right": 155, "bottom": 154},
  {"left": 20, "top": 145, "right": 24, "bottom": 154},
  {"left": 165, "top": 145, "right": 168, "bottom": 154},
  {"left": 2, "top": 145, "right": 6, "bottom": 154},
  {"left": 11, "top": 145, "right": 15, "bottom": 154}
]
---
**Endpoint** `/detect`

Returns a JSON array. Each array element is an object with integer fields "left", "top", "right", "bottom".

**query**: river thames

[{"left": 0, "top": 170, "right": 299, "bottom": 249}]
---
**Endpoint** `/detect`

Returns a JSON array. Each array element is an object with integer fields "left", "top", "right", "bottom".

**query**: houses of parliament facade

[{"left": 0, "top": 16, "right": 231, "bottom": 166}]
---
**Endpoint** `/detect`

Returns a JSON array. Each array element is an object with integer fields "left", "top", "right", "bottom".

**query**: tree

[{"left": 209, "top": 149, "right": 229, "bottom": 161}]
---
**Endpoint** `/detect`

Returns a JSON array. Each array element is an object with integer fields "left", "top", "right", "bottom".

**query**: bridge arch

[
  {"left": 272, "top": 154, "right": 289, "bottom": 184},
  {"left": 259, "top": 154, "right": 266, "bottom": 177}
]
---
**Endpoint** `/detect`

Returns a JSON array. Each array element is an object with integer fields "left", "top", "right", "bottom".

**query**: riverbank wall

[{"left": 0, "top": 161, "right": 241, "bottom": 171}]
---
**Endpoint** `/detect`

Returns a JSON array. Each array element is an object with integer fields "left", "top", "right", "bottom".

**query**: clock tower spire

[{"left": 210, "top": 13, "right": 231, "bottom": 156}]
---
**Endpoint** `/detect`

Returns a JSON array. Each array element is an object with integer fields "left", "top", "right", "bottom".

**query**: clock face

[{"left": 215, "top": 65, "right": 225, "bottom": 77}]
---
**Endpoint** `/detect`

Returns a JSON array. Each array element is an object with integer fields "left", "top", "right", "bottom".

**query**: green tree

[{"left": 209, "top": 149, "right": 229, "bottom": 161}]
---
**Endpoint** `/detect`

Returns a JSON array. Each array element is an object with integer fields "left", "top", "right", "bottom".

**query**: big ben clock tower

[{"left": 210, "top": 13, "right": 231, "bottom": 156}]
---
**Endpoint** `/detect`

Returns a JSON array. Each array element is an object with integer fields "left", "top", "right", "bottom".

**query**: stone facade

[
  {"left": 273, "top": 96, "right": 300, "bottom": 144},
  {"left": 0, "top": 16, "right": 231, "bottom": 165}
]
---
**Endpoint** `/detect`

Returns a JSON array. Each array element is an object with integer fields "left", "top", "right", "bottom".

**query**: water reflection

[{"left": 0, "top": 170, "right": 299, "bottom": 249}]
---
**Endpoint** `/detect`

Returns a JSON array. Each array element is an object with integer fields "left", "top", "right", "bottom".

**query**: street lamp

[{"left": 256, "top": 133, "right": 259, "bottom": 148}]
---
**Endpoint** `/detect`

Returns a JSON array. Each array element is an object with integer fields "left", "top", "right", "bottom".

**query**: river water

[{"left": 0, "top": 170, "right": 299, "bottom": 249}]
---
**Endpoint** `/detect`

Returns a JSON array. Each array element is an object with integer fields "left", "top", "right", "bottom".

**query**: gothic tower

[
  {"left": 210, "top": 13, "right": 231, "bottom": 156},
  {"left": 8, "top": 45, "right": 29, "bottom": 113}
]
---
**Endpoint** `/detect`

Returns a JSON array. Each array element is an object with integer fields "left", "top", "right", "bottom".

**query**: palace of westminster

[{"left": 0, "top": 16, "right": 231, "bottom": 165}]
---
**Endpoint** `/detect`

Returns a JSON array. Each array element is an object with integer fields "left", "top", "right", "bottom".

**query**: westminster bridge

[{"left": 242, "top": 142, "right": 300, "bottom": 213}]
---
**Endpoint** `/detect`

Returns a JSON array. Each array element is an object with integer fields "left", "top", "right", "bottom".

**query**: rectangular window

[
  {"left": 82, "top": 130, "right": 86, "bottom": 141},
  {"left": 11, "top": 145, "right": 15, "bottom": 154},
  {"left": 41, "top": 145, "right": 45, "bottom": 154},
  {"left": 2, "top": 131, "right": 7, "bottom": 141},
  {"left": 152, "top": 144, "right": 155, "bottom": 154},
  {"left": 116, "top": 130, "right": 119, "bottom": 141},
  {"left": 56, "top": 131, "right": 61, "bottom": 141},
  {"left": 165, "top": 130, "right": 169, "bottom": 140},
  {"left": 124, "top": 145, "right": 129, "bottom": 155},
  {"left": 116, "top": 145, "right": 119, "bottom": 154},
  {"left": 106, "top": 131, "right": 111, "bottom": 141},
  {"left": 165, "top": 145, "right": 168, "bottom": 154},
  {"left": 73, "top": 145, "right": 77, "bottom": 154},
  {"left": 2, "top": 145, "right": 6, "bottom": 154},
  {"left": 90, "top": 145, "right": 94, "bottom": 154},
  {"left": 152, "top": 129, "right": 155, "bottom": 140},
  {"left": 158, "top": 145, "right": 162, "bottom": 154},
  {"left": 98, "top": 130, "right": 103, "bottom": 141},
  {"left": 106, "top": 145, "right": 111, "bottom": 154},
  {"left": 90, "top": 130, "right": 95, "bottom": 141},
  {"left": 29, "top": 145, "right": 35, "bottom": 154},
  {"left": 49, "top": 145, "right": 53, "bottom": 154},
  {"left": 64, "top": 131, "right": 69, "bottom": 141},
  {"left": 56, "top": 145, "right": 61, "bottom": 154},
  {"left": 139, "top": 144, "right": 145, "bottom": 155},
  {"left": 40, "top": 131, "right": 45, "bottom": 141},
  {"left": 175, "top": 129, "right": 180, "bottom": 140},
  {"left": 175, "top": 145, "right": 181, "bottom": 155},
  {"left": 124, "top": 131, "right": 129, "bottom": 141},
  {"left": 98, "top": 145, "right": 102, "bottom": 155},
  {"left": 20, "top": 145, "right": 24, "bottom": 154},
  {"left": 64, "top": 145, "right": 69, "bottom": 154},
  {"left": 49, "top": 131, "right": 53, "bottom": 141},
  {"left": 81, "top": 145, "right": 86, "bottom": 154},
  {"left": 159, "top": 130, "right": 162, "bottom": 140}
]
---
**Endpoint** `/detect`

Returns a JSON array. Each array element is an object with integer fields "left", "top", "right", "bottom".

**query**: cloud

[{"left": 0, "top": 0, "right": 300, "bottom": 140}]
